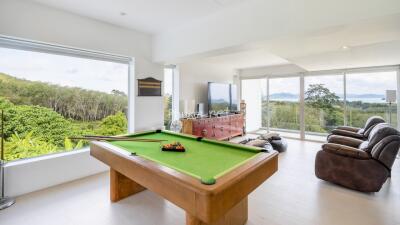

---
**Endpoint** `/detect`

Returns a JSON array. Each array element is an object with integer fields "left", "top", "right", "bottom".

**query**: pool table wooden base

[
  {"left": 186, "top": 198, "right": 248, "bottom": 225},
  {"left": 110, "top": 168, "right": 146, "bottom": 202},
  {"left": 110, "top": 168, "right": 248, "bottom": 225}
]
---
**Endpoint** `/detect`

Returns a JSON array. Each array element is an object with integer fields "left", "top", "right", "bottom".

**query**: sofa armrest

[
  {"left": 336, "top": 126, "right": 360, "bottom": 133},
  {"left": 322, "top": 143, "right": 370, "bottom": 159},
  {"left": 330, "top": 129, "right": 364, "bottom": 139},
  {"left": 327, "top": 135, "right": 364, "bottom": 148}
]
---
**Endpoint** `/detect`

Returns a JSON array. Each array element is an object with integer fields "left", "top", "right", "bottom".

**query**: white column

[
  {"left": 127, "top": 59, "right": 135, "bottom": 133},
  {"left": 172, "top": 66, "right": 180, "bottom": 121},
  {"left": 299, "top": 74, "right": 305, "bottom": 139},
  {"left": 343, "top": 72, "right": 347, "bottom": 126},
  {"left": 266, "top": 77, "right": 270, "bottom": 132},
  {"left": 396, "top": 66, "right": 400, "bottom": 130}
]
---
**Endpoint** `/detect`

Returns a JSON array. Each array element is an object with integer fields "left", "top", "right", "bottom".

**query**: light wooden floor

[{"left": 1, "top": 139, "right": 400, "bottom": 225}]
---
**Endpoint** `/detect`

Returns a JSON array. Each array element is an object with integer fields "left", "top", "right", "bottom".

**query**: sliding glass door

[
  {"left": 304, "top": 74, "right": 344, "bottom": 136},
  {"left": 241, "top": 67, "right": 399, "bottom": 140},
  {"left": 268, "top": 77, "right": 300, "bottom": 137}
]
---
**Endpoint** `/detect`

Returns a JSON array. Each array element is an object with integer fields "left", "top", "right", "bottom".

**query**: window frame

[
  {"left": 0, "top": 35, "right": 135, "bottom": 161},
  {"left": 240, "top": 65, "right": 400, "bottom": 141}
]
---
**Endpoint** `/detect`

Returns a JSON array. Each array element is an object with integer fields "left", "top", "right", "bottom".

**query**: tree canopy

[
  {"left": 0, "top": 73, "right": 127, "bottom": 121},
  {"left": 305, "top": 84, "right": 340, "bottom": 111}
]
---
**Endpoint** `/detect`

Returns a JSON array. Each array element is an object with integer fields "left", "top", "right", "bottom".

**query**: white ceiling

[
  {"left": 180, "top": 12, "right": 400, "bottom": 71},
  {"left": 197, "top": 49, "right": 289, "bottom": 70},
  {"left": 29, "top": 0, "right": 247, "bottom": 34},
  {"left": 24, "top": 0, "right": 400, "bottom": 71}
]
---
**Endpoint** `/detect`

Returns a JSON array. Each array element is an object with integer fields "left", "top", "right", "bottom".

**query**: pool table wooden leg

[
  {"left": 186, "top": 197, "right": 248, "bottom": 225},
  {"left": 110, "top": 168, "right": 146, "bottom": 202}
]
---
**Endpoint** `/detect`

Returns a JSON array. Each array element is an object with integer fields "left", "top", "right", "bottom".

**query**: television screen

[
  {"left": 208, "top": 82, "right": 230, "bottom": 113},
  {"left": 230, "top": 84, "right": 238, "bottom": 111}
]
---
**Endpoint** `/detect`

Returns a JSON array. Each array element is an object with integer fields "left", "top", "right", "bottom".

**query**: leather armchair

[
  {"left": 328, "top": 116, "right": 385, "bottom": 140},
  {"left": 315, "top": 123, "right": 400, "bottom": 192}
]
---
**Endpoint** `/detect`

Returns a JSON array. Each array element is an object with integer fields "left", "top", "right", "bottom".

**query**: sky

[
  {"left": 0, "top": 46, "right": 396, "bottom": 99},
  {"left": 0, "top": 47, "right": 129, "bottom": 94},
  {"left": 261, "top": 72, "right": 397, "bottom": 96}
]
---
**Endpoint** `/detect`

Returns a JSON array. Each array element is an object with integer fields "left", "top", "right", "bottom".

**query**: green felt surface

[{"left": 108, "top": 131, "right": 261, "bottom": 184}]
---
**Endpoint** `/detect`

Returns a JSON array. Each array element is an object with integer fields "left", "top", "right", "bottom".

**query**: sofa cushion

[
  {"left": 322, "top": 143, "right": 370, "bottom": 159},
  {"left": 362, "top": 123, "right": 398, "bottom": 152},
  {"left": 327, "top": 135, "right": 363, "bottom": 148},
  {"left": 363, "top": 116, "right": 385, "bottom": 134}
]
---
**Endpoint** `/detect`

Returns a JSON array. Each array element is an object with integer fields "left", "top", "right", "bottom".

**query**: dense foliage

[
  {"left": 3, "top": 102, "right": 74, "bottom": 146},
  {"left": 164, "top": 94, "right": 172, "bottom": 129},
  {"left": 96, "top": 111, "right": 127, "bottom": 136},
  {"left": 0, "top": 73, "right": 128, "bottom": 161}
]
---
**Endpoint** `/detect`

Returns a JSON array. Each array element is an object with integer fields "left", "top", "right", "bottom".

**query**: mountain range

[{"left": 269, "top": 92, "right": 385, "bottom": 99}]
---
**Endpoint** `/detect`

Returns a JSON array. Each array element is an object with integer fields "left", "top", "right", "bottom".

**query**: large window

[
  {"left": 304, "top": 74, "right": 344, "bottom": 134},
  {"left": 346, "top": 71, "right": 397, "bottom": 128},
  {"left": 240, "top": 67, "right": 399, "bottom": 140},
  {"left": 0, "top": 46, "right": 130, "bottom": 161}
]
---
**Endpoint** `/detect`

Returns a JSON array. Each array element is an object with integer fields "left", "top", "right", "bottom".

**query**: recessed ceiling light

[
  {"left": 342, "top": 45, "right": 349, "bottom": 50},
  {"left": 120, "top": 12, "right": 126, "bottom": 16}
]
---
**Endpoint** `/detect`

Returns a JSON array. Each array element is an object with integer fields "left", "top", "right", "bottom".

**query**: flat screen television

[{"left": 208, "top": 82, "right": 238, "bottom": 114}]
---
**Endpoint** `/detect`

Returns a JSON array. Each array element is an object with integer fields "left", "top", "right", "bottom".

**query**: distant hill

[
  {"left": 211, "top": 98, "right": 229, "bottom": 103},
  {"left": 345, "top": 94, "right": 384, "bottom": 99},
  {"left": 269, "top": 92, "right": 385, "bottom": 99},
  {"left": 0, "top": 73, "right": 127, "bottom": 121},
  {"left": 269, "top": 92, "right": 298, "bottom": 99}
]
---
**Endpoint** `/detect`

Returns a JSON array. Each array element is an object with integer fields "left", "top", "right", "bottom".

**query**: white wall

[
  {"left": 241, "top": 79, "right": 262, "bottom": 132},
  {"left": 178, "top": 62, "right": 234, "bottom": 113},
  {"left": 4, "top": 149, "right": 108, "bottom": 197},
  {"left": 0, "top": 0, "right": 163, "bottom": 196}
]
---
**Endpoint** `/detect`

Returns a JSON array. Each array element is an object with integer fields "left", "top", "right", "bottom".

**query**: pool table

[{"left": 90, "top": 130, "right": 278, "bottom": 225}]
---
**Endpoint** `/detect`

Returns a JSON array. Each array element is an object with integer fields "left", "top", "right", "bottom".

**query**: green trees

[
  {"left": 4, "top": 132, "right": 58, "bottom": 161},
  {"left": 96, "top": 111, "right": 127, "bottom": 136},
  {"left": 4, "top": 104, "right": 74, "bottom": 146},
  {"left": 0, "top": 73, "right": 127, "bottom": 121},
  {"left": 304, "top": 84, "right": 343, "bottom": 132},
  {"left": 0, "top": 97, "right": 128, "bottom": 161},
  {"left": 305, "top": 84, "right": 340, "bottom": 110},
  {"left": 164, "top": 94, "right": 172, "bottom": 129},
  {"left": 0, "top": 73, "right": 129, "bottom": 161}
]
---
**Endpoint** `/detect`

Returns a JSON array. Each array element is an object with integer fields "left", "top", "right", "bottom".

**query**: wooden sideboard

[{"left": 181, "top": 114, "right": 244, "bottom": 140}]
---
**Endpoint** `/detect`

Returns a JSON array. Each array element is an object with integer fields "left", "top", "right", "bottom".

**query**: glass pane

[
  {"left": 241, "top": 79, "right": 264, "bottom": 132},
  {"left": 164, "top": 68, "right": 173, "bottom": 130},
  {"left": 304, "top": 74, "right": 344, "bottom": 136},
  {"left": 0, "top": 47, "right": 128, "bottom": 161},
  {"left": 346, "top": 71, "right": 397, "bottom": 128},
  {"left": 269, "top": 77, "right": 300, "bottom": 137}
]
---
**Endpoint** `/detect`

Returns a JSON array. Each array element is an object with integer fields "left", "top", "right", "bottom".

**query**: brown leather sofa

[
  {"left": 315, "top": 123, "right": 400, "bottom": 192},
  {"left": 328, "top": 116, "right": 385, "bottom": 140}
]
